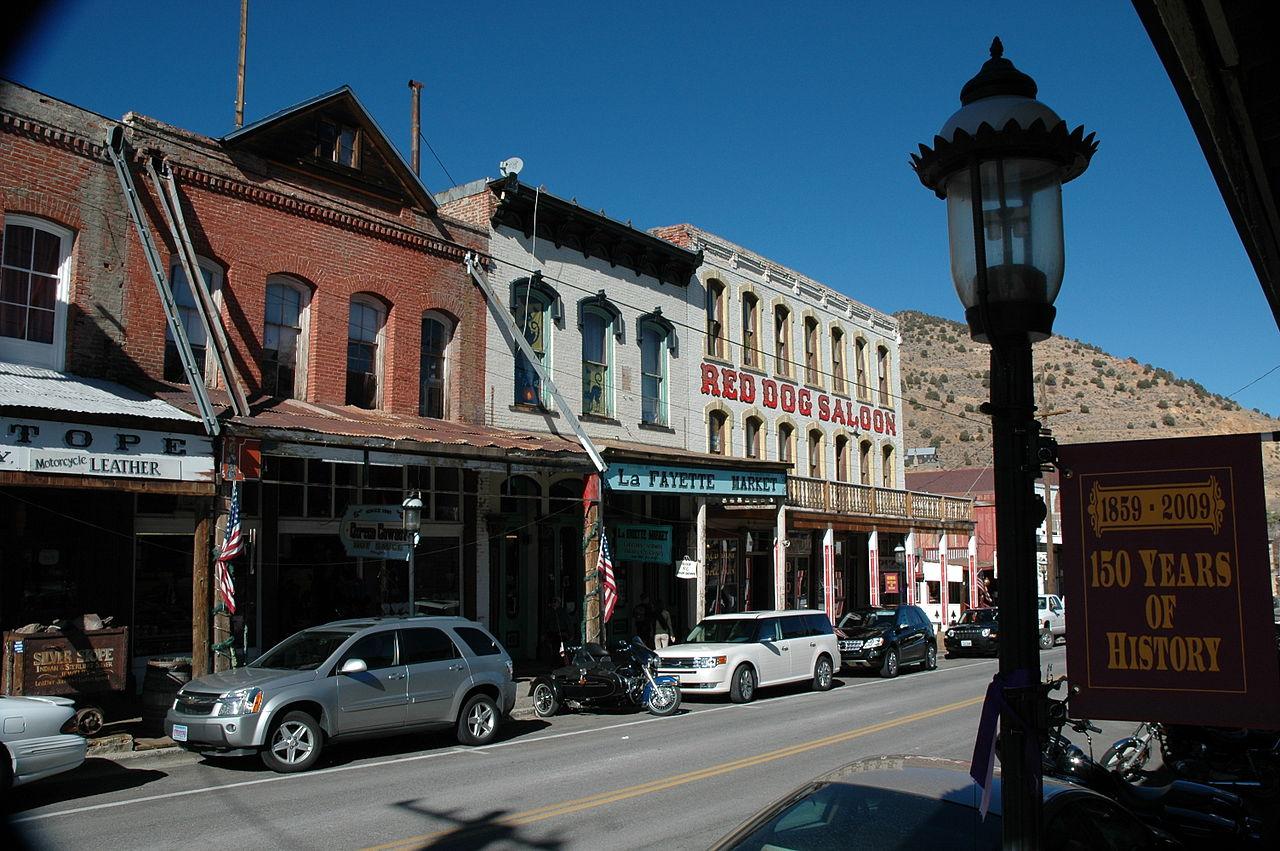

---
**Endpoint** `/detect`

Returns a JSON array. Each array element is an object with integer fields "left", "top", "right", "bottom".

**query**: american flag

[
  {"left": 599, "top": 531, "right": 617, "bottom": 624},
  {"left": 216, "top": 481, "right": 242, "bottom": 614}
]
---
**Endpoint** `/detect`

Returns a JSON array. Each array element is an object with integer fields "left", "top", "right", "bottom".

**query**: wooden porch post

[
  {"left": 583, "top": 473, "right": 602, "bottom": 645},
  {"left": 191, "top": 501, "right": 213, "bottom": 677}
]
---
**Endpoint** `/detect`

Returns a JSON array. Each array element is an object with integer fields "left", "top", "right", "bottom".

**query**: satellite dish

[{"left": 499, "top": 157, "right": 524, "bottom": 177}]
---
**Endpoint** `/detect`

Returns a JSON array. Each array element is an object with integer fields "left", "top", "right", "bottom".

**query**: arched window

[
  {"left": 807, "top": 429, "right": 824, "bottom": 478},
  {"left": 774, "top": 305, "right": 791, "bottom": 377},
  {"left": 831, "top": 328, "right": 846, "bottom": 395},
  {"left": 835, "top": 434, "right": 850, "bottom": 481},
  {"left": 745, "top": 415, "right": 763, "bottom": 459},
  {"left": 804, "top": 316, "right": 820, "bottom": 386},
  {"left": 163, "top": 256, "right": 222, "bottom": 383},
  {"left": 1, "top": 215, "right": 72, "bottom": 370},
  {"left": 346, "top": 295, "right": 385, "bottom": 409},
  {"left": 741, "top": 292, "right": 761, "bottom": 368},
  {"left": 778, "top": 422, "right": 795, "bottom": 465},
  {"left": 877, "top": 345, "right": 891, "bottom": 405},
  {"left": 708, "top": 409, "right": 729, "bottom": 456},
  {"left": 882, "top": 444, "right": 896, "bottom": 489},
  {"left": 859, "top": 439, "right": 873, "bottom": 485},
  {"left": 512, "top": 276, "right": 558, "bottom": 407},
  {"left": 548, "top": 478, "right": 579, "bottom": 520},
  {"left": 855, "top": 337, "right": 870, "bottom": 401},
  {"left": 501, "top": 474, "right": 543, "bottom": 516},
  {"left": 639, "top": 317, "right": 670, "bottom": 426},
  {"left": 263, "top": 276, "right": 310, "bottom": 399},
  {"left": 420, "top": 310, "right": 455, "bottom": 419},
  {"left": 706, "top": 278, "right": 726, "bottom": 359}
]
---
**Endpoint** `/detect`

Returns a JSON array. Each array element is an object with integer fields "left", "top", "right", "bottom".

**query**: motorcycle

[
  {"left": 529, "top": 637, "right": 681, "bottom": 718},
  {"left": 1039, "top": 677, "right": 1265, "bottom": 846},
  {"left": 1104, "top": 721, "right": 1280, "bottom": 805}
]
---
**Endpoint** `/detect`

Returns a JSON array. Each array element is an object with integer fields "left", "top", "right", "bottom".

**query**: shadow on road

[
  {"left": 390, "top": 801, "right": 564, "bottom": 850},
  {"left": 2, "top": 757, "right": 167, "bottom": 813}
]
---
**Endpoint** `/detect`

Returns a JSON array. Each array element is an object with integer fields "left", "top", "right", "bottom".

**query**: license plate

[
  {"left": 961, "top": 640, "right": 972, "bottom": 647},
  {"left": 171, "top": 724, "right": 188, "bottom": 742}
]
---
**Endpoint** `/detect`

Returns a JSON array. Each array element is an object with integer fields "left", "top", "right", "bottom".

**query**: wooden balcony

[{"left": 786, "top": 475, "right": 974, "bottom": 525}]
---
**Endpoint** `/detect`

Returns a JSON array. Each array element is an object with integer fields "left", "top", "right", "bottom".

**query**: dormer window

[{"left": 317, "top": 118, "right": 360, "bottom": 169}]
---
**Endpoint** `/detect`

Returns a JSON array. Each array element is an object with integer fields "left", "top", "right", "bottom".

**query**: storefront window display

[
  {"left": 784, "top": 534, "right": 813, "bottom": 610},
  {"left": 706, "top": 536, "right": 740, "bottom": 615}
]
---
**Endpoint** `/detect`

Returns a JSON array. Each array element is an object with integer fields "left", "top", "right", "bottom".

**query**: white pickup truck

[{"left": 1038, "top": 594, "right": 1066, "bottom": 648}]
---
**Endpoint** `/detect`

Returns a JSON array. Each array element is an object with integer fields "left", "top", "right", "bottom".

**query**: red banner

[{"left": 1059, "top": 434, "right": 1280, "bottom": 727}]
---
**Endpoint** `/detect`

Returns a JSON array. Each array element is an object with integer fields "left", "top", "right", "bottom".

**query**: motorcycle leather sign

[{"left": 1059, "top": 433, "right": 1280, "bottom": 728}]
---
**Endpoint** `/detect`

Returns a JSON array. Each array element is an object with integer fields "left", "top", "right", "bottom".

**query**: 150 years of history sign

[{"left": 1059, "top": 434, "right": 1280, "bottom": 727}]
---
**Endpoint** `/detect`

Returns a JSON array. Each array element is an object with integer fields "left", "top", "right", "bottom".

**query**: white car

[
  {"left": 1, "top": 695, "right": 87, "bottom": 789},
  {"left": 1038, "top": 594, "right": 1066, "bottom": 648},
  {"left": 656, "top": 610, "right": 839, "bottom": 703}
]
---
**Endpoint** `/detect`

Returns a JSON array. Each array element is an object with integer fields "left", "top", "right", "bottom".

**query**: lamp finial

[{"left": 990, "top": 37, "right": 1003, "bottom": 59}]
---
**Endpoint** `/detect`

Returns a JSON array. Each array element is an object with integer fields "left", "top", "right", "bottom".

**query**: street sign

[
  {"left": 338, "top": 505, "right": 413, "bottom": 560},
  {"left": 1059, "top": 434, "right": 1280, "bottom": 727}
]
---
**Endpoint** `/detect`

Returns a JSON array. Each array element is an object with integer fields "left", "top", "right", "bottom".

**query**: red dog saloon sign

[
  {"left": 699, "top": 362, "right": 897, "bottom": 435},
  {"left": 1059, "top": 433, "right": 1280, "bottom": 727}
]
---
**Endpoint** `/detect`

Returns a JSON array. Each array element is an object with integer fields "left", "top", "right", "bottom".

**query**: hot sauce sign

[
  {"left": 699, "top": 362, "right": 897, "bottom": 434},
  {"left": 1059, "top": 434, "right": 1280, "bottom": 727}
]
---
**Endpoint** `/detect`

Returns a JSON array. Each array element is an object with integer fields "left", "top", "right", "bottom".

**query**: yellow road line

[{"left": 363, "top": 694, "right": 984, "bottom": 851}]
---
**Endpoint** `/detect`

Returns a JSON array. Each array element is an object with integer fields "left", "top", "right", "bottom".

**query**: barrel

[{"left": 141, "top": 657, "right": 191, "bottom": 736}]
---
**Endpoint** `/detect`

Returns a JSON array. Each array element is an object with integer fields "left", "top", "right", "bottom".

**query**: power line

[
  {"left": 418, "top": 130, "right": 456, "bottom": 187},
  {"left": 1225, "top": 362, "right": 1280, "bottom": 401}
]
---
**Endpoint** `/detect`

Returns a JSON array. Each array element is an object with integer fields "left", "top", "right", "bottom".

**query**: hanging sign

[
  {"left": 1, "top": 417, "right": 214, "bottom": 482},
  {"left": 883, "top": 573, "right": 900, "bottom": 594},
  {"left": 613, "top": 524, "right": 673, "bottom": 564},
  {"left": 606, "top": 462, "right": 785, "bottom": 496},
  {"left": 676, "top": 558, "right": 699, "bottom": 580},
  {"left": 339, "top": 505, "right": 413, "bottom": 560},
  {"left": 1059, "top": 434, "right": 1280, "bottom": 728}
]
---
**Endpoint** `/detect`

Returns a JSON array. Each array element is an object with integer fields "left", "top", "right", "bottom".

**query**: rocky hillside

[{"left": 895, "top": 310, "right": 1280, "bottom": 514}]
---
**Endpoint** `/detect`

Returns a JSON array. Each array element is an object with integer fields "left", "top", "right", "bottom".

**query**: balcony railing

[
  {"left": 923, "top": 547, "right": 973, "bottom": 563},
  {"left": 786, "top": 475, "right": 974, "bottom": 524}
]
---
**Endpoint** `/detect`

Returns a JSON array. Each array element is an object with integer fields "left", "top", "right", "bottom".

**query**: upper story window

[
  {"left": 803, "top": 316, "right": 820, "bottom": 386},
  {"left": 163, "top": 256, "right": 222, "bottom": 384},
  {"left": 835, "top": 434, "right": 849, "bottom": 481},
  {"left": 807, "top": 429, "right": 823, "bottom": 478},
  {"left": 420, "top": 311, "right": 455, "bottom": 419},
  {"left": 831, "top": 328, "right": 846, "bottom": 395},
  {"left": 708, "top": 409, "right": 728, "bottom": 456},
  {"left": 882, "top": 444, "right": 896, "bottom": 489},
  {"left": 0, "top": 216, "right": 71, "bottom": 370},
  {"left": 741, "top": 292, "right": 760, "bottom": 369},
  {"left": 317, "top": 118, "right": 360, "bottom": 169},
  {"left": 346, "top": 295, "right": 385, "bottom": 409},
  {"left": 512, "top": 276, "right": 558, "bottom": 407},
  {"left": 639, "top": 318, "right": 670, "bottom": 426},
  {"left": 581, "top": 307, "right": 612, "bottom": 417},
  {"left": 859, "top": 439, "right": 872, "bottom": 485},
  {"left": 778, "top": 422, "right": 795, "bottom": 465},
  {"left": 774, "top": 305, "right": 791, "bottom": 377},
  {"left": 855, "top": 337, "right": 870, "bottom": 401},
  {"left": 262, "top": 276, "right": 310, "bottom": 399},
  {"left": 745, "top": 415, "right": 763, "bottom": 459},
  {"left": 706, "top": 278, "right": 726, "bottom": 359},
  {"left": 877, "top": 345, "right": 891, "bottom": 405}
]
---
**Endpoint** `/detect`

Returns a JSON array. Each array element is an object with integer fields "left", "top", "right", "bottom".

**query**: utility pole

[
  {"left": 1037, "top": 363, "right": 1067, "bottom": 597},
  {"left": 235, "top": 0, "right": 248, "bottom": 128},
  {"left": 408, "top": 80, "right": 423, "bottom": 175}
]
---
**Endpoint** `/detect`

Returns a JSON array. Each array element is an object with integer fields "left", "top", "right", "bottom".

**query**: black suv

[
  {"left": 835, "top": 605, "right": 937, "bottom": 678},
  {"left": 944, "top": 608, "right": 999, "bottom": 657}
]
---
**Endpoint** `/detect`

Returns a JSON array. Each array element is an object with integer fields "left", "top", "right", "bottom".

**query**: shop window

[
  {"left": 803, "top": 316, "right": 820, "bottom": 386},
  {"left": 346, "top": 295, "right": 385, "bottom": 409},
  {"left": 639, "top": 318, "right": 670, "bottom": 426},
  {"left": 163, "top": 256, "right": 222, "bottom": 384},
  {"left": 705, "top": 278, "right": 726, "bottom": 359},
  {"left": 855, "top": 337, "right": 870, "bottom": 401},
  {"left": 420, "top": 311, "right": 454, "bottom": 419},
  {"left": 512, "top": 276, "right": 557, "bottom": 407},
  {"left": 741, "top": 292, "right": 760, "bottom": 368},
  {"left": 581, "top": 306, "right": 612, "bottom": 416},
  {"left": 859, "top": 439, "right": 872, "bottom": 486},
  {"left": 548, "top": 478, "right": 580, "bottom": 521},
  {"left": 407, "top": 464, "right": 462, "bottom": 521},
  {"left": 831, "top": 328, "right": 846, "bottom": 395},
  {"left": 501, "top": 475, "right": 542, "bottom": 515},
  {"left": 0, "top": 215, "right": 72, "bottom": 370},
  {"left": 262, "top": 276, "right": 309, "bottom": 399},
  {"left": 774, "top": 305, "right": 791, "bottom": 377},
  {"left": 706, "top": 537, "right": 741, "bottom": 615},
  {"left": 745, "top": 415, "right": 763, "bottom": 459},
  {"left": 877, "top": 345, "right": 891, "bottom": 406},
  {"left": 778, "top": 422, "right": 795, "bottom": 465},
  {"left": 835, "top": 434, "right": 849, "bottom": 481},
  {"left": 882, "top": 444, "right": 896, "bottom": 489},
  {"left": 708, "top": 409, "right": 729, "bottom": 456},
  {"left": 807, "top": 429, "right": 823, "bottom": 478},
  {"left": 317, "top": 118, "right": 360, "bottom": 169}
]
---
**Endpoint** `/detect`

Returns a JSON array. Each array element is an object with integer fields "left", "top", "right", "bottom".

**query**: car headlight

[
  {"left": 981, "top": 628, "right": 991, "bottom": 637},
  {"left": 945, "top": 629, "right": 954, "bottom": 638},
  {"left": 863, "top": 637, "right": 884, "bottom": 649},
  {"left": 988, "top": 632, "right": 999, "bottom": 640},
  {"left": 693, "top": 655, "right": 727, "bottom": 668},
  {"left": 212, "top": 687, "right": 264, "bottom": 717}
]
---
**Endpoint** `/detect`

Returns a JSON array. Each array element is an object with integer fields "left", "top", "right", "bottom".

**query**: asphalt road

[{"left": 8, "top": 646, "right": 1119, "bottom": 850}]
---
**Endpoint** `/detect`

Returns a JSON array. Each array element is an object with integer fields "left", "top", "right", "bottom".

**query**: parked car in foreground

[
  {"left": 709, "top": 755, "right": 1181, "bottom": 850},
  {"left": 165, "top": 616, "right": 515, "bottom": 773},
  {"left": 656, "top": 610, "right": 838, "bottom": 703},
  {"left": 1039, "top": 594, "right": 1067, "bottom": 647},
  {"left": 836, "top": 605, "right": 936, "bottom": 677},
  {"left": 1, "top": 695, "right": 87, "bottom": 789},
  {"left": 945, "top": 607, "right": 1000, "bottom": 657}
]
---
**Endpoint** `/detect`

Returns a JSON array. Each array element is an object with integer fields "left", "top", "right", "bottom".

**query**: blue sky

[{"left": 6, "top": 1, "right": 1277, "bottom": 415}]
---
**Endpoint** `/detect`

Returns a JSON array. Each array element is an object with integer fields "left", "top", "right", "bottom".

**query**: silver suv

[{"left": 164, "top": 617, "right": 515, "bottom": 773}]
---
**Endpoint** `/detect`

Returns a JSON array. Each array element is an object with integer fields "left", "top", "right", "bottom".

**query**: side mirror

[{"left": 340, "top": 658, "right": 368, "bottom": 675}]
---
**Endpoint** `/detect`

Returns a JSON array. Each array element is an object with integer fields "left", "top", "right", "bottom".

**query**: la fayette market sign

[{"left": 606, "top": 463, "right": 785, "bottom": 497}]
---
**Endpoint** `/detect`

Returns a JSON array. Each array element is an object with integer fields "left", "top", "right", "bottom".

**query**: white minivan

[{"left": 656, "top": 610, "right": 839, "bottom": 703}]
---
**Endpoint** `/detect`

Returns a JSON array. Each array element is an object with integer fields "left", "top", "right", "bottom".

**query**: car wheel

[
  {"left": 457, "top": 693, "right": 500, "bottom": 746},
  {"left": 812, "top": 655, "right": 834, "bottom": 691},
  {"left": 925, "top": 644, "right": 938, "bottom": 670},
  {"left": 729, "top": 664, "right": 756, "bottom": 703},
  {"left": 260, "top": 710, "right": 323, "bottom": 773},
  {"left": 531, "top": 682, "right": 559, "bottom": 718},
  {"left": 880, "top": 648, "right": 899, "bottom": 678},
  {"left": 1039, "top": 627, "right": 1054, "bottom": 650}
]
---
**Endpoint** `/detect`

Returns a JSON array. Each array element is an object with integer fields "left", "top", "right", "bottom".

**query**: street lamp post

[
  {"left": 911, "top": 39, "right": 1096, "bottom": 849},
  {"left": 402, "top": 492, "right": 423, "bottom": 615}
]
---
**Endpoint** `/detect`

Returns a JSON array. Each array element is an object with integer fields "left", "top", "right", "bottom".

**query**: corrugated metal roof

[{"left": 0, "top": 364, "right": 198, "bottom": 422}]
